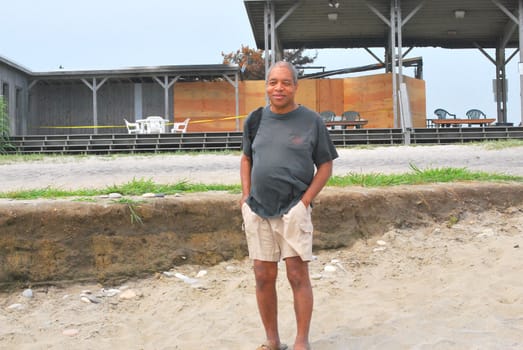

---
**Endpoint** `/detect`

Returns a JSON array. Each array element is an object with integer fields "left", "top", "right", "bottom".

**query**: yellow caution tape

[
  {"left": 40, "top": 114, "right": 248, "bottom": 129},
  {"left": 39, "top": 125, "right": 121, "bottom": 129}
]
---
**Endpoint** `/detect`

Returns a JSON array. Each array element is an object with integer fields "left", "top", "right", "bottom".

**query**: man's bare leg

[
  {"left": 285, "top": 256, "right": 312, "bottom": 350},
  {"left": 254, "top": 260, "right": 283, "bottom": 349}
]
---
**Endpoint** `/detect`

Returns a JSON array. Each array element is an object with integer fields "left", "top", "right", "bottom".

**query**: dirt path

[{"left": 1, "top": 144, "right": 522, "bottom": 191}]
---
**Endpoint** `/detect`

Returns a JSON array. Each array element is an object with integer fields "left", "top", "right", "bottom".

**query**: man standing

[{"left": 240, "top": 61, "right": 338, "bottom": 350}]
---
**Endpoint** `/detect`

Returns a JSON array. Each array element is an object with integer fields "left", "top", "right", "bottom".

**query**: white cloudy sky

[{"left": 2, "top": 0, "right": 521, "bottom": 125}]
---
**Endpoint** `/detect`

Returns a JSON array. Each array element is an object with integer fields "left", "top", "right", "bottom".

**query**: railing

[{"left": 5, "top": 126, "right": 523, "bottom": 154}]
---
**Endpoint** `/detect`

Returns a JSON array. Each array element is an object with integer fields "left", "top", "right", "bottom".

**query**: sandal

[{"left": 256, "top": 343, "right": 288, "bottom": 350}]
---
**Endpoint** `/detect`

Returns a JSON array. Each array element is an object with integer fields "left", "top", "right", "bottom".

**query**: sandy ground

[{"left": 1, "top": 144, "right": 523, "bottom": 349}]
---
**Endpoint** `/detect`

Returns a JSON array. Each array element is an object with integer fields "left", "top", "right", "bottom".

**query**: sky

[{"left": 2, "top": 0, "right": 521, "bottom": 125}]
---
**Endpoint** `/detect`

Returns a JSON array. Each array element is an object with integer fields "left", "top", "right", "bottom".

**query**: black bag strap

[{"left": 247, "top": 106, "right": 264, "bottom": 144}]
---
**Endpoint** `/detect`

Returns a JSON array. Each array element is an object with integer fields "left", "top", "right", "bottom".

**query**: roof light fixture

[
  {"left": 454, "top": 10, "right": 465, "bottom": 19},
  {"left": 328, "top": 12, "right": 338, "bottom": 21},
  {"left": 329, "top": 0, "right": 340, "bottom": 9}
]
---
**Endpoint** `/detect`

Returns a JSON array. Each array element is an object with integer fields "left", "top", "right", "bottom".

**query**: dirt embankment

[{"left": 1, "top": 182, "right": 522, "bottom": 289}]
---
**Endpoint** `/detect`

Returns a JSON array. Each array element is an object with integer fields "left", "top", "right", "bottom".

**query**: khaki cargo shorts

[{"left": 241, "top": 201, "right": 313, "bottom": 262}]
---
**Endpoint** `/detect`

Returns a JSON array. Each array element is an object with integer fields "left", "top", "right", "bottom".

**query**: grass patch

[
  {"left": 1, "top": 165, "right": 521, "bottom": 200},
  {"left": 103, "top": 178, "right": 241, "bottom": 196},
  {"left": 112, "top": 198, "right": 146, "bottom": 225},
  {"left": 477, "top": 139, "right": 523, "bottom": 150},
  {"left": 447, "top": 215, "right": 459, "bottom": 228},
  {"left": 1, "top": 187, "right": 101, "bottom": 199},
  {"left": 0, "top": 178, "right": 241, "bottom": 200},
  {"left": 327, "top": 164, "right": 523, "bottom": 187}
]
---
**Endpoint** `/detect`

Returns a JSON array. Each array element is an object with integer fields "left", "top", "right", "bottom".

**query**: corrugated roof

[
  {"left": 0, "top": 55, "right": 32, "bottom": 75},
  {"left": 29, "top": 64, "right": 239, "bottom": 85},
  {"left": 0, "top": 56, "right": 239, "bottom": 84},
  {"left": 244, "top": 0, "right": 519, "bottom": 50}
]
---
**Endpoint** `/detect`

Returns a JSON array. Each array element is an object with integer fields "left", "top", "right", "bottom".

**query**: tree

[
  {"left": 0, "top": 96, "right": 14, "bottom": 154},
  {"left": 283, "top": 48, "right": 317, "bottom": 68},
  {"left": 222, "top": 45, "right": 265, "bottom": 80},
  {"left": 222, "top": 45, "right": 317, "bottom": 80}
]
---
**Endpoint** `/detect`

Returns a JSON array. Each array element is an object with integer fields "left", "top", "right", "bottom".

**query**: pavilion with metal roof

[{"left": 243, "top": 0, "right": 523, "bottom": 130}]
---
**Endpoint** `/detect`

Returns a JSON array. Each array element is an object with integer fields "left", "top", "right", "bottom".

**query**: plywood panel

[
  {"left": 242, "top": 80, "right": 266, "bottom": 114},
  {"left": 316, "top": 79, "right": 344, "bottom": 115},
  {"left": 294, "top": 79, "right": 317, "bottom": 112},
  {"left": 174, "top": 80, "right": 240, "bottom": 131},
  {"left": 173, "top": 73, "right": 426, "bottom": 132},
  {"left": 174, "top": 81, "right": 235, "bottom": 118},
  {"left": 405, "top": 76, "right": 427, "bottom": 128},
  {"left": 344, "top": 73, "right": 394, "bottom": 128},
  {"left": 239, "top": 80, "right": 267, "bottom": 132},
  {"left": 184, "top": 116, "right": 237, "bottom": 133}
]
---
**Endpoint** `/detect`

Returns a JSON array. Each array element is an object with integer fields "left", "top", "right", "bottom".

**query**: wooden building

[
  {"left": 1, "top": 54, "right": 426, "bottom": 135},
  {"left": 0, "top": 55, "right": 241, "bottom": 135},
  {"left": 176, "top": 74, "right": 426, "bottom": 132}
]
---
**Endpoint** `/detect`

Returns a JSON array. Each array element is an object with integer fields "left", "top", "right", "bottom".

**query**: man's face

[{"left": 266, "top": 66, "right": 298, "bottom": 113}]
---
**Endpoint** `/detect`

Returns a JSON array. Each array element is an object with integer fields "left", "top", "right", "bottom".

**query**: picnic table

[
  {"left": 430, "top": 118, "right": 496, "bottom": 127},
  {"left": 325, "top": 120, "right": 368, "bottom": 129}
]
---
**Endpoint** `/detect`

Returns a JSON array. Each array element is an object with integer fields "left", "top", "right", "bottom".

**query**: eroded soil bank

[{"left": 1, "top": 182, "right": 522, "bottom": 289}]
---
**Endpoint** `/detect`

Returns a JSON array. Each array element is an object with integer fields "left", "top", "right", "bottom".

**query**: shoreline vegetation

[{"left": 1, "top": 166, "right": 522, "bottom": 200}]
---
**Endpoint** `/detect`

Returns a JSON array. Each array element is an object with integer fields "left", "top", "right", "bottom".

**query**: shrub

[{"left": 0, "top": 96, "right": 14, "bottom": 154}]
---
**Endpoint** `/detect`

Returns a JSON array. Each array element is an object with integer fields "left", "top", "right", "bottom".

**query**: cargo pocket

[
  {"left": 283, "top": 201, "right": 312, "bottom": 230},
  {"left": 283, "top": 201, "right": 313, "bottom": 261},
  {"left": 241, "top": 202, "right": 259, "bottom": 232},
  {"left": 241, "top": 203, "right": 261, "bottom": 257},
  {"left": 299, "top": 202, "right": 314, "bottom": 234}
]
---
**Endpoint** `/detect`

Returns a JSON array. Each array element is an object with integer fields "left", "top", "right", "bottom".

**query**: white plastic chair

[
  {"left": 171, "top": 118, "right": 190, "bottom": 133},
  {"left": 145, "top": 116, "right": 166, "bottom": 133},
  {"left": 124, "top": 119, "right": 141, "bottom": 134}
]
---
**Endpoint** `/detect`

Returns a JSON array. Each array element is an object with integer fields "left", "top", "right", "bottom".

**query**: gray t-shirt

[{"left": 243, "top": 105, "right": 338, "bottom": 218}]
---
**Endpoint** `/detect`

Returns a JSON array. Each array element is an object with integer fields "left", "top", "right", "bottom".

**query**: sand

[{"left": 1, "top": 144, "right": 523, "bottom": 349}]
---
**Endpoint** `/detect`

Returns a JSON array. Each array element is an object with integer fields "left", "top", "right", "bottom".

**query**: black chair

[
  {"left": 341, "top": 110, "right": 362, "bottom": 129},
  {"left": 320, "top": 110, "right": 336, "bottom": 129},
  {"left": 433, "top": 108, "right": 456, "bottom": 119},
  {"left": 465, "top": 109, "right": 487, "bottom": 127},
  {"left": 341, "top": 110, "right": 360, "bottom": 121},
  {"left": 433, "top": 108, "right": 456, "bottom": 127},
  {"left": 319, "top": 110, "right": 336, "bottom": 122}
]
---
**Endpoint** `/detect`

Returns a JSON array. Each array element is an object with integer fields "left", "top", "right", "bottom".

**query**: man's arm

[
  {"left": 300, "top": 160, "right": 333, "bottom": 207},
  {"left": 240, "top": 153, "right": 252, "bottom": 206}
]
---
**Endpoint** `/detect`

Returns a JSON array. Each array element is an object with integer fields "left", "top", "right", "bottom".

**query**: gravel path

[{"left": 1, "top": 144, "right": 522, "bottom": 191}]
